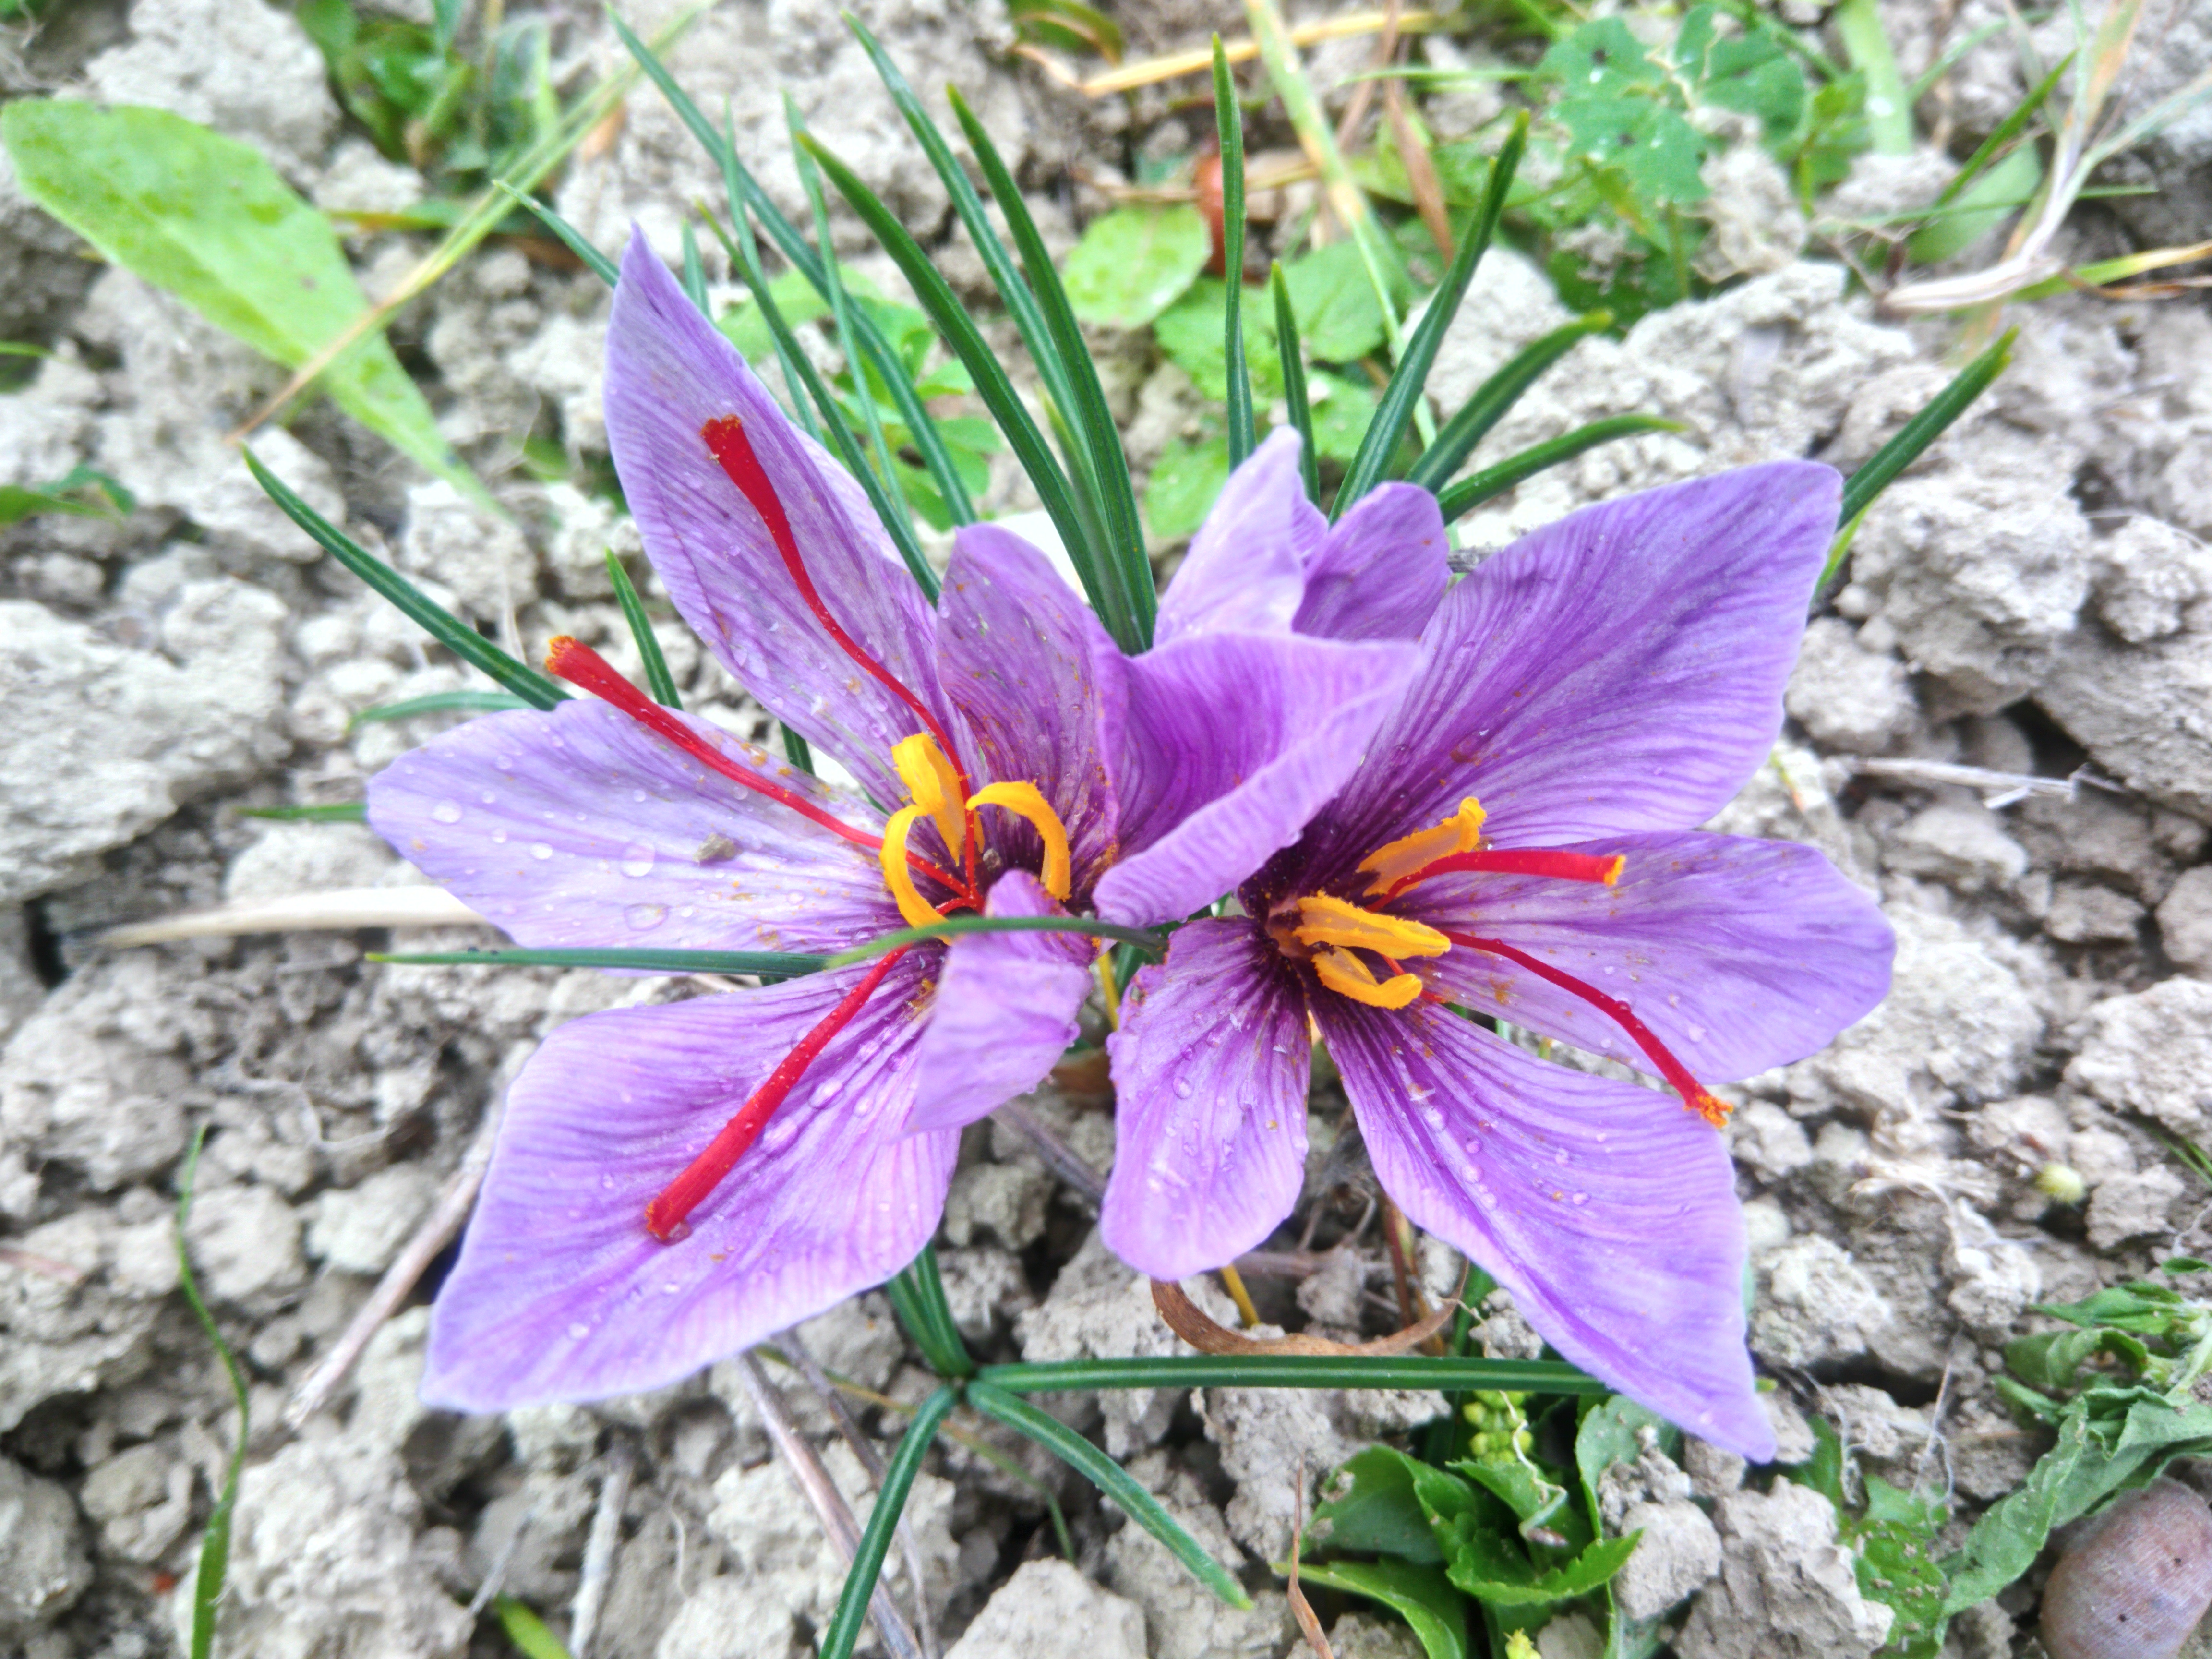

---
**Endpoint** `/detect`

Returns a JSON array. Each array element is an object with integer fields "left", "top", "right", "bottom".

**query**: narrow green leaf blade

[
  {"left": 245, "top": 450, "right": 568, "bottom": 708},
  {"left": 1405, "top": 311, "right": 1612, "bottom": 491},
  {"left": 1836, "top": 327, "right": 2014, "bottom": 527},
  {"left": 4, "top": 101, "right": 483, "bottom": 502},
  {"left": 825, "top": 913, "right": 1166, "bottom": 966},
  {"left": 177, "top": 1128, "right": 251, "bottom": 1659},
  {"left": 1434, "top": 416, "right": 1681, "bottom": 520},
  {"left": 798, "top": 134, "right": 1113, "bottom": 645},
  {"left": 979, "top": 1355, "right": 1601, "bottom": 1393},
  {"left": 678, "top": 218, "right": 710, "bottom": 311},
  {"left": 1272, "top": 262, "right": 1319, "bottom": 503},
  {"left": 819, "top": 1385, "right": 960, "bottom": 1659},
  {"left": 1214, "top": 37, "right": 1254, "bottom": 468},
  {"left": 349, "top": 689, "right": 531, "bottom": 727},
  {"left": 606, "top": 551, "right": 683, "bottom": 709},
  {"left": 368, "top": 946, "right": 828, "bottom": 977},
  {"left": 491, "top": 1597, "right": 576, "bottom": 1659},
  {"left": 968, "top": 1381, "right": 1254, "bottom": 1610},
  {"left": 947, "top": 87, "right": 1154, "bottom": 647},
  {"left": 497, "top": 181, "right": 620, "bottom": 286},
  {"left": 1335, "top": 114, "right": 1527, "bottom": 518},
  {"left": 236, "top": 801, "right": 369, "bottom": 821}
]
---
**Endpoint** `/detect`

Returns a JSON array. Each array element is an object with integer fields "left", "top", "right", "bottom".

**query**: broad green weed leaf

[
  {"left": 2, "top": 102, "right": 480, "bottom": 501},
  {"left": 1154, "top": 279, "right": 1284, "bottom": 402},
  {"left": 1144, "top": 434, "right": 1231, "bottom": 542},
  {"left": 1282, "top": 240, "right": 1394, "bottom": 362},
  {"left": 1062, "top": 204, "right": 1210, "bottom": 329},
  {"left": 1291, "top": 1559, "right": 1468, "bottom": 1659},
  {"left": 1308, "top": 370, "right": 1377, "bottom": 464},
  {"left": 1674, "top": 6, "right": 1806, "bottom": 140},
  {"left": 1313, "top": 1447, "right": 1445, "bottom": 1565}
]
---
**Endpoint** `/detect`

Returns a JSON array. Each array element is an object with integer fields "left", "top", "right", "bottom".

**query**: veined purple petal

[
  {"left": 1305, "top": 463, "right": 1841, "bottom": 877},
  {"left": 1100, "top": 919, "right": 1311, "bottom": 1279},
  {"left": 1094, "top": 632, "right": 1418, "bottom": 926},
  {"left": 422, "top": 959, "right": 955, "bottom": 1409},
  {"left": 604, "top": 231, "right": 950, "bottom": 805},
  {"left": 1153, "top": 428, "right": 1322, "bottom": 645},
  {"left": 368, "top": 701, "right": 901, "bottom": 956},
  {"left": 1317, "top": 997, "right": 1773, "bottom": 1460},
  {"left": 905, "top": 871, "right": 1096, "bottom": 1135},
  {"left": 937, "top": 523, "right": 1127, "bottom": 889},
  {"left": 1404, "top": 831, "right": 1894, "bottom": 1083},
  {"left": 1294, "top": 482, "right": 1449, "bottom": 642}
]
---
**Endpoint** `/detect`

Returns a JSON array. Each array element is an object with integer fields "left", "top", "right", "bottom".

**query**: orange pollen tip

[
  {"left": 645, "top": 948, "right": 911, "bottom": 1240},
  {"left": 1385, "top": 847, "right": 1628, "bottom": 898},
  {"left": 1440, "top": 929, "right": 1730, "bottom": 1127}
]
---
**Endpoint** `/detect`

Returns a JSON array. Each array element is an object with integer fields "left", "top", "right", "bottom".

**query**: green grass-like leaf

[
  {"left": 968, "top": 1381, "right": 1253, "bottom": 1610},
  {"left": 946, "top": 85, "right": 1155, "bottom": 650},
  {"left": 2, "top": 101, "right": 485, "bottom": 503},
  {"left": 176, "top": 1128, "right": 251, "bottom": 1659},
  {"left": 1405, "top": 312, "right": 1612, "bottom": 493},
  {"left": 1335, "top": 114, "right": 1527, "bottom": 519},
  {"left": 1272, "top": 262, "right": 1319, "bottom": 503},
  {"left": 980, "top": 1355, "right": 1601, "bottom": 1393},
  {"left": 491, "top": 1596, "right": 575, "bottom": 1659},
  {"left": 886, "top": 1245, "right": 975, "bottom": 1379},
  {"left": 496, "top": 181, "right": 618, "bottom": 284},
  {"left": 609, "top": 12, "right": 977, "bottom": 529},
  {"left": 245, "top": 450, "right": 568, "bottom": 709},
  {"left": 1434, "top": 415, "right": 1681, "bottom": 520},
  {"left": 606, "top": 551, "right": 682, "bottom": 709},
  {"left": 1214, "top": 37, "right": 1254, "bottom": 469},
  {"left": 349, "top": 689, "right": 531, "bottom": 728},
  {"left": 819, "top": 1384, "right": 961, "bottom": 1659},
  {"left": 369, "top": 946, "right": 827, "bottom": 977},
  {"left": 825, "top": 914, "right": 1166, "bottom": 967},
  {"left": 236, "top": 801, "right": 370, "bottom": 821}
]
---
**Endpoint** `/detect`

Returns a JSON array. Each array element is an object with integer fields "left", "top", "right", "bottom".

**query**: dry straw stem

[
  {"left": 1149, "top": 1270, "right": 1465, "bottom": 1356},
  {"left": 93, "top": 886, "right": 488, "bottom": 947},
  {"left": 1028, "top": 8, "right": 1443, "bottom": 95},
  {"left": 567, "top": 1439, "right": 636, "bottom": 1659},
  {"left": 230, "top": 4, "right": 708, "bottom": 449}
]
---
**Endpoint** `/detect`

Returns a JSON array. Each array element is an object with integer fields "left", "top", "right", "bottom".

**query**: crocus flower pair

[
  {"left": 370, "top": 233, "right": 1430, "bottom": 1408},
  {"left": 369, "top": 232, "right": 1892, "bottom": 1458}
]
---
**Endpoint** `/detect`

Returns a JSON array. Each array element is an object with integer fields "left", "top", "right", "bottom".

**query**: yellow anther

[
  {"left": 1294, "top": 894, "right": 1450, "bottom": 959},
  {"left": 967, "top": 781, "right": 1072, "bottom": 901},
  {"left": 878, "top": 807, "right": 943, "bottom": 929},
  {"left": 1359, "top": 797, "right": 1486, "bottom": 895},
  {"left": 891, "top": 733, "right": 968, "bottom": 860},
  {"left": 1311, "top": 945, "right": 1424, "bottom": 1010}
]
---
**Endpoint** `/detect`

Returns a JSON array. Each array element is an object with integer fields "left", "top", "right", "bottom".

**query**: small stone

[
  {"left": 2157, "top": 866, "right": 2212, "bottom": 973},
  {"left": 1752, "top": 1237, "right": 1896, "bottom": 1370},
  {"left": 1883, "top": 802, "right": 2030, "bottom": 891},
  {"left": 2044, "top": 881, "right": 2146, "bottom": 944},
  {"left": 1675, "top": 1481, "right": 1894, "bottom": 1659},
  {"left": 1785, "top": 618, "right": 1914, "bottom": 754},
  {"left": 183, "top": 1182, "right": 308, "bottom": 1313},
  {"left": 1613, "top": 1498, "right": 1723, "bottom": 1621},
  {"left": 0, "top": 1455, "right": 91, "bottom": 1632},
  {"left": 307, "top": 1164, "right": 440, "bottom": 1276},
  {"left": 2087, "top": 1166, "right": 2187, "bottom": 1252},
  {"left": 2066, "top": 979, "right": 2212, "bottom": 1138},
  {"left": 944, "top": 1560, "right": 1147, "bottom": 1659}
]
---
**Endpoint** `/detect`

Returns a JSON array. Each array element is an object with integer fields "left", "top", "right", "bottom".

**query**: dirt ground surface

[{"left": 3, "top": 0, "right": 2212, "bottom": 1656}]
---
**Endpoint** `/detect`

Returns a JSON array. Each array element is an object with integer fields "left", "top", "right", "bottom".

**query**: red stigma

[
  {"left": 701, "top": 415, "right": 977, "bottom": 884},
  {"left": 1385, "top": 848, "right": 1623, "bottom": 899},
  {"left": 1440, "top": 930, "right": 1731, "bottom": 1127},
  {"left": 645, "top": 948, "right": 912, "bottom": 1240}
]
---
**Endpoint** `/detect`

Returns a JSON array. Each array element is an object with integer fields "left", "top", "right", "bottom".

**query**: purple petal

[
  {"left": 1317, "top": 996, "right": 1773, "bottom": 1459},
  {"left": 1100, "top": 919, "right": 1311, "bottom": 1278},
  {"left": 1306, "top": 463, "right": 1842, "bottom": 874},
  {"left": 604, "top": 230, "right": 949, "bottom": 805},
  {"left": 1294, "top": 482, "right": 1449, "bottom": 642},
  {"left": 937, "top": 523, "right": 1128, "bottom": 890},
  {"left": 905, "top": 871, "right": 1096, "bottom": 1135},
  {"left": 422, "top": 959, "right": 956, "bottom": 1409},
  {"left": 367, "top": 701, "right": 900, "bottom": 955},
  {"left": 1154, "top": 428, "right": 1323, "bottom": 645},
  {"left": 1405, "top": 831, "right": 1894, "bottom": 1083},
  {"left": 1094, "top": 633, "right": 1419, "bottom": 926}
]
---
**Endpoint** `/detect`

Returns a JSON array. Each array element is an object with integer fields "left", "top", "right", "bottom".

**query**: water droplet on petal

[
  {"left": 567, "top": 1322, "right": 590, "bottom": 1340},
  {"left": 663, "top": 1220, "right": 692, "bottom": 1242},
  {"left": 621, "top": 842, "right": 657, "bottom": 878},
  {"left": 530, "top": 842, "right": 554, "bottom": 860},
  {"left": 431, "top": 800, "right": 463, "bottom": 824},
  {"left": 625, "top": 902, "right": 668, "bottom": 932},
  {"left": 492, "top": 829, "right": 508, "bottom": 844}
]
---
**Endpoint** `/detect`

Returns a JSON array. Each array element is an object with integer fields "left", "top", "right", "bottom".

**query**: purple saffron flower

[
  {"left": 1098, "top": 458, "right": 1896, "bottom": 1459},
  {"left": 366, "top": 232, "right": 1429, "bottom": 1409}
]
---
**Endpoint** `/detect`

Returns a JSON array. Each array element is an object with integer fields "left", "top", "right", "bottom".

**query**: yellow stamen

[
  {"left": 1358, "top": 796, "right": 1486, "bottom": 895},
  {"left": 967, "top": 781, "right": 1072, "bottom": 901},
  {"left": 878, "top": 807, "right": 942, "bottom": 928},
  {"left": 1095, "top": 948, "right": 1122, "bottom": 1031},
  {"left": 892, "top": 733, "right": 968, "bottom": 859},
  {"left": 1311, "top": 945, "right": 1424, "bottom": 1009},
  {"left": 1294, "top": 894, "right": 1450, "bottom": 959}
]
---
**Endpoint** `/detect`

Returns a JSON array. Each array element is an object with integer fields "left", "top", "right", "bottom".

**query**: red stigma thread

[
  {"left": 1440, "top": 930, "right": 1731, "bottom": 1127},
  {"left": 1386, "top": 849, "right": 1624, "bottom": 900},
  {"left": 544, "top": 637, "right": 972, "bottom": 900},
  {"left": 645, "top": 948, "right": 912, "bottom": 1240},
  {"left": 701, "top": 415, "right": 977, "bottom": 882}
]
